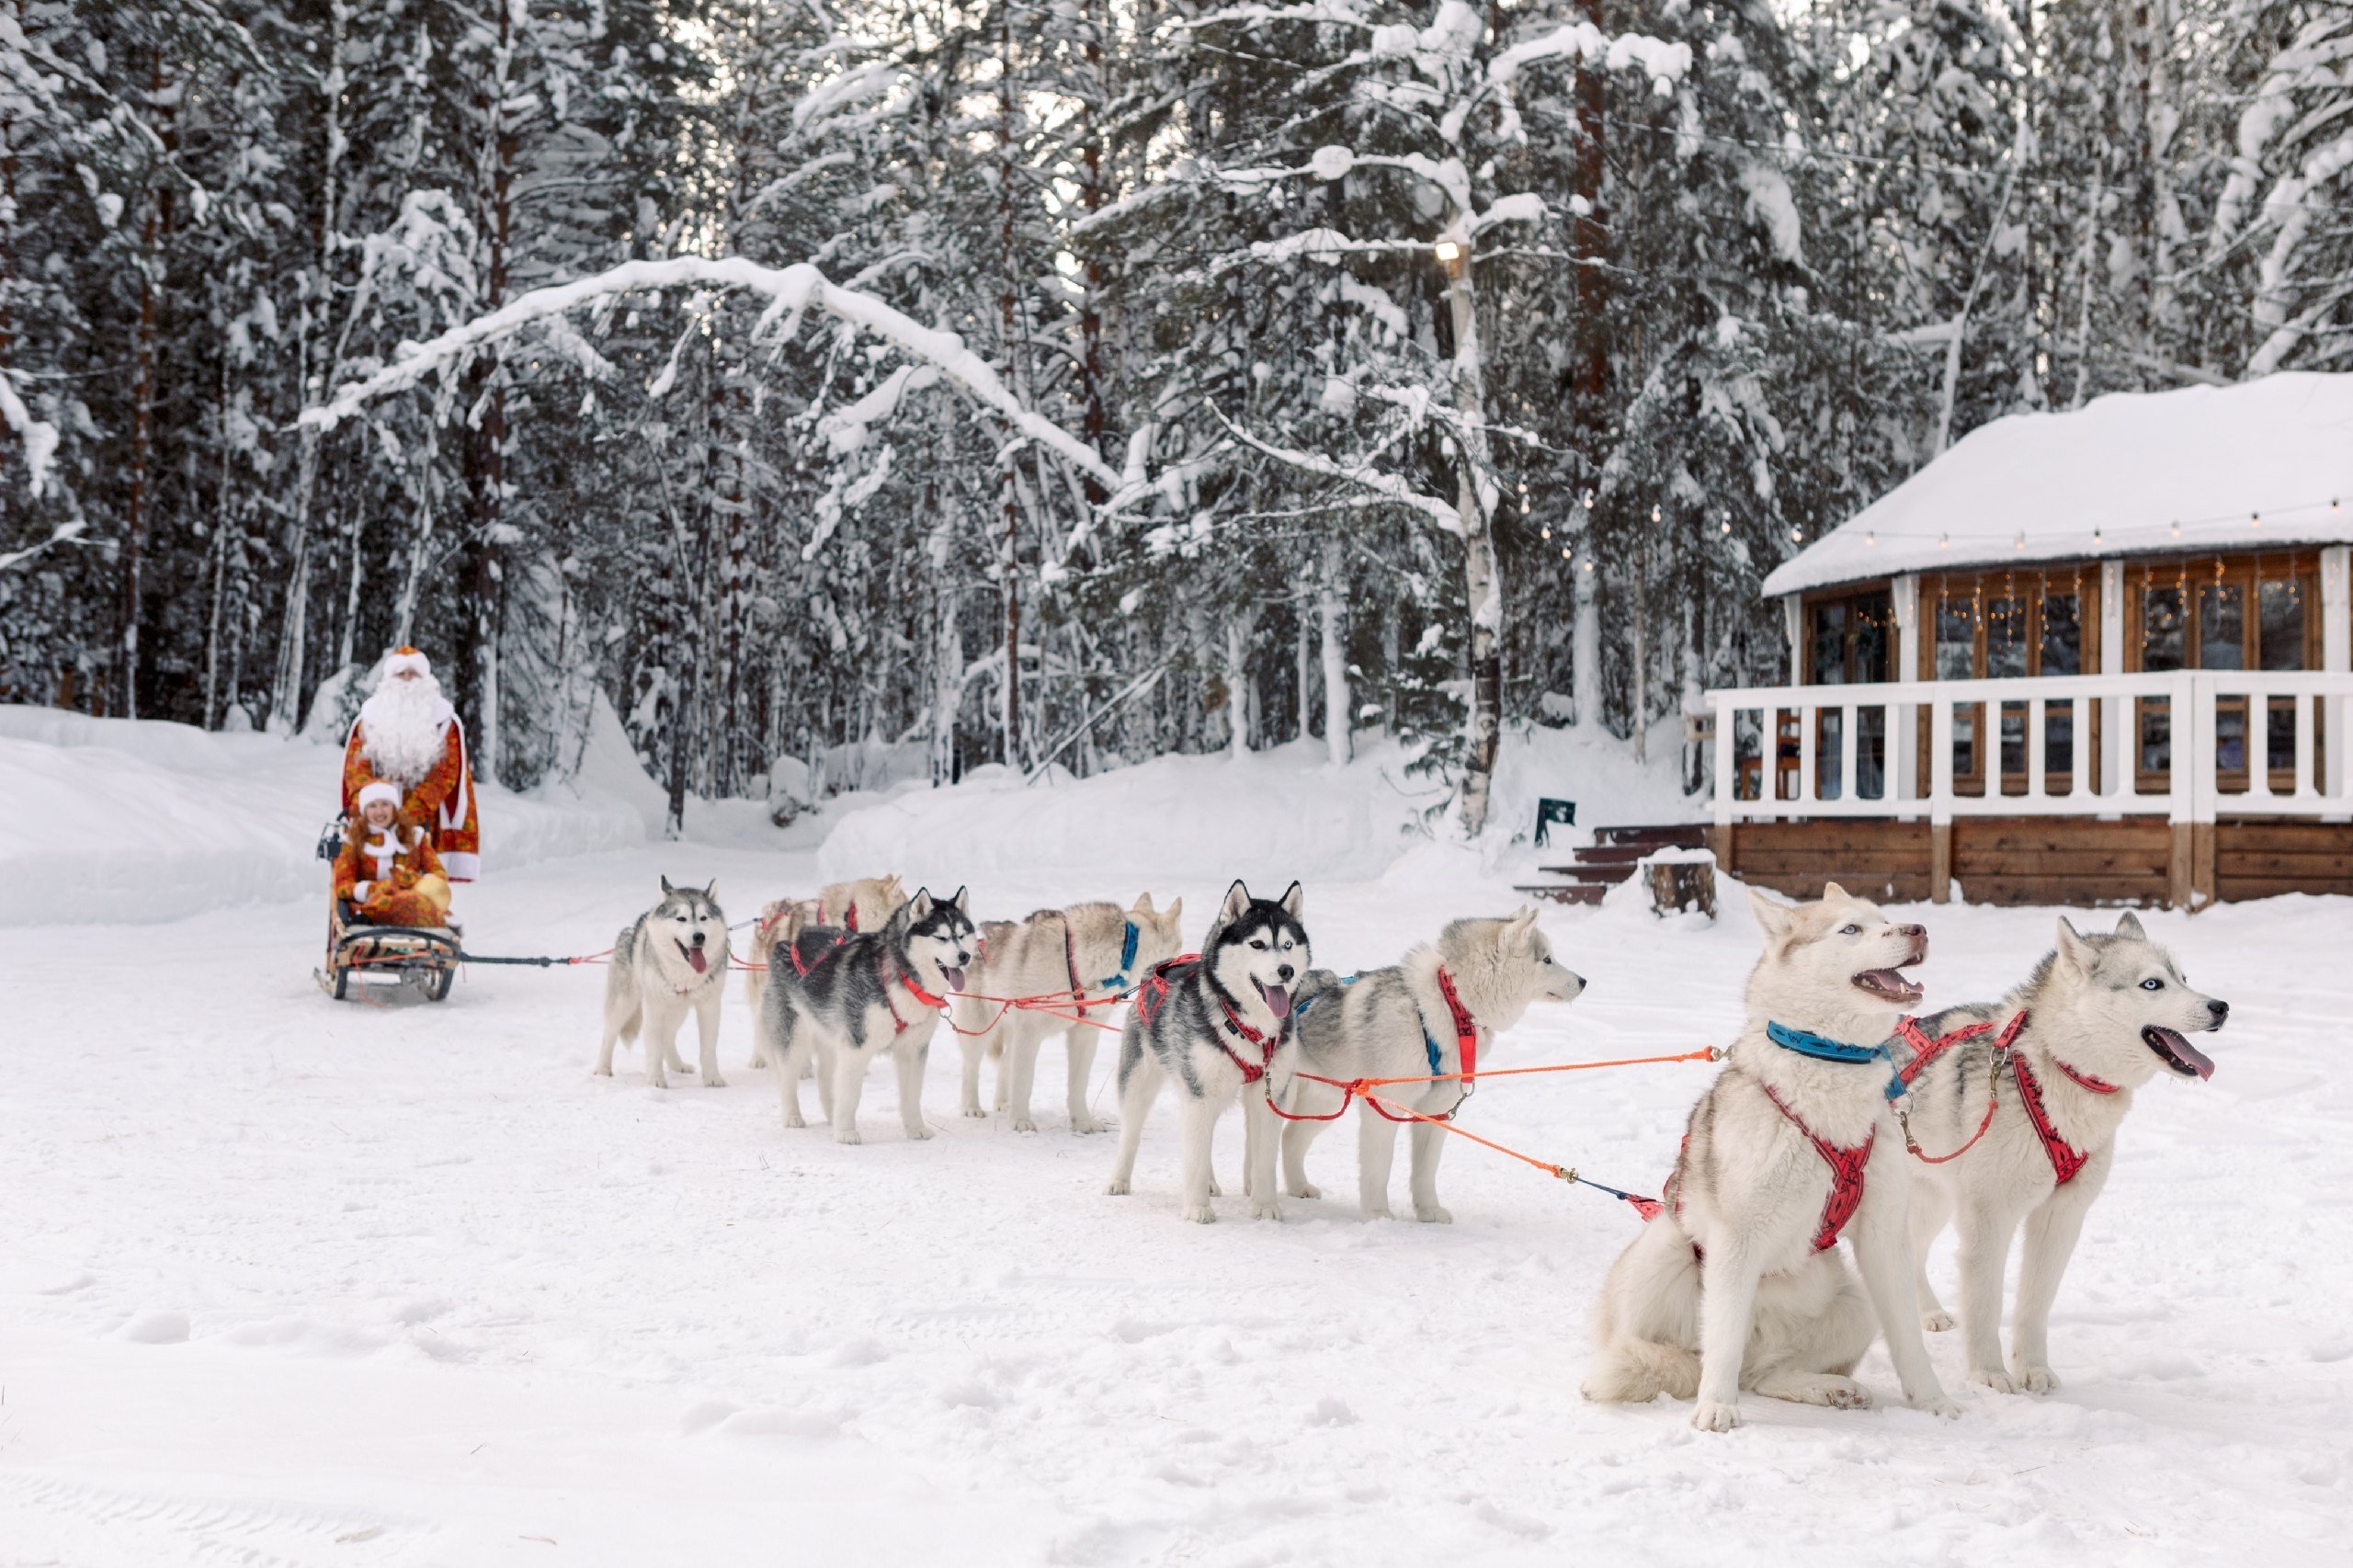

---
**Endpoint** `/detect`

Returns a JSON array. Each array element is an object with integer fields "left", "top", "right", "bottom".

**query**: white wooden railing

[{"left": 1708, "top": 671, "right": 2353, "bottom": 825}]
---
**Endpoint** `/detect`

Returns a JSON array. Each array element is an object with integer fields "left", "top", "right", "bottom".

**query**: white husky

[
  {"left": 743, "top": 873, "right": 905, "bottom": 1068},
  {"left": 595, "top": 879, "right": 731, "bottom": 1089},
  {"left": 1583, "top": 884, "right": 1959, "bottom": 1431},
  {"left": 1277, "top": 909, "right": 1584, "bottom": 1221},
  {"left": 1893, "top": 912, "right": 2226, "bottom": 1394},
  {"left": 954, "top": 893, "right": 1185, "bottom": 1132}
]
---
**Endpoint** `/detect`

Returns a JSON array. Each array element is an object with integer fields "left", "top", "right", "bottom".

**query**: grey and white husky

[
  {"left": 954, "top": 893, "right": 1186, "bottom": 1133},
  {"left": 1893, "top": 911, "right": 2225, "bottom": 1394},
  {"left": 764, "top": 887, "right": 978, "bottom": 1144},
  {"left": 1106, "top": 880, "right": 1307, "bottom": 1222},
  {"left": 743, "top": 874, "right": 906, "bottom": 1069},
  {"left": 595, "top": 878, "right": 732, "bottom": 1089},
  {"left": 1278, "top": 908, "right": 1585, "bottom": 1221},
  {"left": 1583, "top": 883, "right": 1959, "bottom": 1431}
]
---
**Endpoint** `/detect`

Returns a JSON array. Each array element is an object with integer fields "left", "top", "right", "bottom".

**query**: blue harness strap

[
  {"left": 1766, "top": 1020, "right": 1907, "bottom": 1102},
  {"left": 1099, "top": 920, "right": 1139, "bottom": 988}
]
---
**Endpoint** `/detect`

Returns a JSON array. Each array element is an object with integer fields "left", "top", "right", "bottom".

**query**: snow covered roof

[{"left": 1762, "top": 372, "right": 2353, "bottom": 598}]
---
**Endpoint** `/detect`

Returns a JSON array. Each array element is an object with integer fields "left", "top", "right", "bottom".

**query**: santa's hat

[
  {"left": 381, "top": 646, "right": 432, "bottom": 681},
  {"left": 357, "top": 781, "right": 404, "bottom": 813}
]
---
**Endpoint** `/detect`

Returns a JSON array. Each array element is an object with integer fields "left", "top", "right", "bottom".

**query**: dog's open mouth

[
  {"left": 942, "top": 965, "right": 967, "bottom": 993},
  {"left": 676, "top": 940, "right": 707, "bottom": 975},
  {"left": 1255, "top": 979, "right": 1292, "bottom": 1019},
  {"left": 2142, "top": 1025, "right": 2215, "bottom": 1080},
  {"left": 1851, "top": 968, "right": 1924, "bottom": 1006}
]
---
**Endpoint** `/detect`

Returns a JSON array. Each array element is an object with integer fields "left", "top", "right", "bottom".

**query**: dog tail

[{"left": 1580, "top": 1337, "right": 1700, "bottom": 1404}]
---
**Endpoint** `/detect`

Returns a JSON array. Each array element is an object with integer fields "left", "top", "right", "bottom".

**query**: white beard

[{"left": 358, "top": 676, "right": 456, "bottom": 786}]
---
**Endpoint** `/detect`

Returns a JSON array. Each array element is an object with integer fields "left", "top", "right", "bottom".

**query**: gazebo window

[
  {"left": 1922, "top": 568, "right": 2096, "bottom": 793},
  {"left": 2129, "top": 552, "right": 2322, "bottom": 782}
]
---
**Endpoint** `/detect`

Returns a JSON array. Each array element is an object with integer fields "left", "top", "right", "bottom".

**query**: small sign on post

[{"left": 1533, "top": 797, "right": 1576, "bottom": 847}]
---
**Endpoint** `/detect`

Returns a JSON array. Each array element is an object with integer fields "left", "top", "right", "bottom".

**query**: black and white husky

[
  {"left": 763, "top": 888, "right": 977, "bottom": 1144},
  {"left": 1583, "top": 884, "right": 1958, "bottom": 1431},
  {"left": 1278, "top": 908, "right": 1585, "bottom": 1221},
  {"left": 595, "top": 878, "right": 731, "bottom": 1089},
  {"left": 1893, "top": 912, "right": 2226, "bottom": 1394},
  {"left": 1106, "top": 880, "right": 1307, "bottom": 1222},
  {"left": 954, "top": 893, "right": 1186, "bottom": 1133}
]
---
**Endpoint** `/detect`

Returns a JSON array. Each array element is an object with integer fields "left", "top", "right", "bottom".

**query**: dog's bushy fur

[
  {"left": 1583, "top": 883, "right": 1958, "bottom": 1431},
  {"left": 1279, "top": 908, "right": 1584, "bottom": 1221},
  {"left": 954, "top": 893, "right": 1185, "bottom": 1133},
  {"left": 1895, "top": 911, "right": 2225, "bottom": 1393},
  {"left": 1106, "top": 880, "right": 1307, "bottom": 1222},
  {"left": 596, "top": 879, "right": 731, "bottom": 1089},
  {"left": 764, "top": 887, "right": 976, "bottom": 1144},
  {"left": 743, "top": 874, "right": 905, "bottom": 1068}
]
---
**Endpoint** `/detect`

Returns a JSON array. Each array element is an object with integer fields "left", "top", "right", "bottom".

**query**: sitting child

[{"left": 335, "top": 781, "right": 454, "bottom": 927}]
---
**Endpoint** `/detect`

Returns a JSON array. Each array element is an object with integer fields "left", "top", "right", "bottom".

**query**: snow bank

[{"left": 0, "top": 706, "right": 646, "bottom": 927}]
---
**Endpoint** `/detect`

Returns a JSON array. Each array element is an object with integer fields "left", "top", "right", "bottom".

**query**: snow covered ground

[{"left": 2, "top": 715, "right": 2347, "bottom": 1565}]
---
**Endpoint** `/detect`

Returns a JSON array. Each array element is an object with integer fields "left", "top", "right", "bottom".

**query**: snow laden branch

[
  {"left": 1211, "top": 405, "right": 1461, "bottom": 536},
  {"left": 0, "top": 370, "right": 60, "bottom": 502},
  {"left": 298, "top": 256, "right": 1124, "bottom": 495}
]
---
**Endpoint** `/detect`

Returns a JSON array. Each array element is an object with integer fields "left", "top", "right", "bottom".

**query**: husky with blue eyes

[
  {"left": 1893, "top": 912, "right": 2226, "bottom": 1397},
  {"left": 1106, "top": 880, "right": 1307, "bottom": 1223}
]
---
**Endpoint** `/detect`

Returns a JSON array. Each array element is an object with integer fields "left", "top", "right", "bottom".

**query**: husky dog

[
  {"left": 765, "top": 887, "right": 977, "bottom": 1144},
  {"left": 1106, "top": 881, "right": 1307, "bottom": 1222},
  {"left": 595, "top": 879, "right": 732, "bottom": 1089},
  {"left": 743, "top": 873, "right": 906, "bottom": 1068},
  {"left": 1893, "top": 912, "right": 2225, "bottom": 1394},
  {"left": 1583, "top": 884, "right": 1958, "bottom": 1431},
  {"left": 1278, "top": 908, "right": 1585, "bottom": 1222},
  {"left": 955, "top": 893, "right": 1186, "bottom": 1133}
]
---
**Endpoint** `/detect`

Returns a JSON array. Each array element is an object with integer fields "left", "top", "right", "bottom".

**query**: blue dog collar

[{"left": 1767, "top": 1020, "right": 1906, "bottom": 1101}]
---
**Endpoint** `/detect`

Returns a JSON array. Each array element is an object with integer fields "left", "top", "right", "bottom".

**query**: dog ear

[
  {"left": 2112, "top": 910, "right": 2147, "bottom": 941},
  {"left": 908, "top": 888, "right": 935, "bottom": 920},
  {"left": 949, "top": 886, "right": 969, "bottom": 914},
  {"left": 1164, "top": 895, "right": 1182, "bottom": 925},
  {"left": 1821, "top": 881, "right": 1848, "bottom": 903},
  {"left": 1131, "top": 891, "right": 1154, "bottom": 915},
  {"left": 1278, "top": 881, "right": 1304, "bottom": 921},
  {"left": 1220, "top": 880, "right": 1251, "bottom": 926},
  {"left": 2053, "top": 916, "right": 2096, "bottom": 975},
  {"left": 661, "top": 875, "right": 676, "bottom": 895},
  {"left": 1746, "top": 886, "right": 1795, "bottom": 949},
  {"left": 704, "top": 880, "right": 718, "bottom": 903}
]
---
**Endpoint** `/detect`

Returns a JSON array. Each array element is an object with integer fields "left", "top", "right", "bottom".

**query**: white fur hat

[
  {"left": 382, "top": 645, "right": 432, "bottom": 680},
  {"left": 357, "top": 781, "right": 404, "bottom": 813}
]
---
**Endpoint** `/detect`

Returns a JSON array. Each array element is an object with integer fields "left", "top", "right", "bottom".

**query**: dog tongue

[
  {"left": 2171, "top": 1032, "right": 2217, "bottom": 1080},
  {"left": 686, "top": 948, "right": 707, "bottom": 974},
  {"left": 1261, "top": 983, "right": 1291, "bottom": 1019},
  {"left": 943, "top": 965, "right": 966, "bottom": 993}
]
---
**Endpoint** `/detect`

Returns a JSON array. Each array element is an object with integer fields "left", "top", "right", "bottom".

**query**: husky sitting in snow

[
  {"left": 743, "top": 873, "right": 906, "bottom": 1069},
  {"left": 954, "top": 893, "right": 1186, "bottom": 1133},
  {"left": 765, "top": 888, "right": 977, "bottom": 1144},
  {"left": 1583, "top": 884, "right": 1958, "bottom": 1431},
  {"left": 1107, "top": 880, "right": 1307, "bottom": 1222},
  {"left": 595, "top": 879, "right": 732, "bottom": 1089},
  {"left": 1893, "top": 912, "right": 2226, "bottom": 1395},
  {"left": 1277, "top": 908, "right": 1584, "bottom": 1222}
]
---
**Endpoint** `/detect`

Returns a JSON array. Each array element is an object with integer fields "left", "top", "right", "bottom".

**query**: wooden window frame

[
  {"left": 1917, "top": 564, "right": 2103, "bottom": 797},
  {"left": 2124, "top": 549, "right": 2324, "bottom": 791}
]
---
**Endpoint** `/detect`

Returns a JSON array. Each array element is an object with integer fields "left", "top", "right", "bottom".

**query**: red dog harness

[
  {"left": 1761, "top": 1085, "right": 1875, "bottom": 1253},
  {"left": 1134, "top": 953, "right": 1285, "bottom": 1083},
  {"left": 2010, "top": 1050, "right": 2116, "bottom": 1186},
  {"left": 879, "top": 960, "right": 948, "bottom": 1036}
]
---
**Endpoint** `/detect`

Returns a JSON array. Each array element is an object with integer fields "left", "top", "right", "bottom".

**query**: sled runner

[{"left": 315, "top": 815, "right": 460, "bottom": 1002}]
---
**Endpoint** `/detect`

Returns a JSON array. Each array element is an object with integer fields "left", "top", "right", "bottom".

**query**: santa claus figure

[{"left": 341, "top": 647, "right": 482, "bottom": 881}]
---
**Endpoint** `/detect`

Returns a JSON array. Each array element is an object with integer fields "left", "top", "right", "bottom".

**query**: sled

[{"left": 315, "top": 815, "right": 461, "bottom": 1003}]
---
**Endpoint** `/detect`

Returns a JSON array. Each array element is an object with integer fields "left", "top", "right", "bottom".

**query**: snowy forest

[{"left": 0, "top": 0, "right": 2347, "bottom": 830}]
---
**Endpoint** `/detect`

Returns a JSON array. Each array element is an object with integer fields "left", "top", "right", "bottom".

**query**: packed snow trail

[{"left": 2, "top": 842, "right": 2347, "bottom": 1565}]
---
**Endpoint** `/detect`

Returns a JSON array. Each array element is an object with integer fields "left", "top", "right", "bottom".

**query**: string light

[
  {"left": 1719, "top": 518, "right": 1732, "bottom": 535},
  {"left": 1540, "top": 524, "right": 1552, "bottom": 540},
  {"left": 2014, "top": 530, "right": 2026, "bottom": 551},
  {"left": 1865, "top": 529, "right": 1876, "bottom": 547},
  {"left": 2251, "top": 511, "right": 2261, "bottom": 529},
  {"left": 2171, "top": 520, "right": 2181, "bottom": 539},
  {"left": 1561, "top": 545, "right": 1572, "bottom": 561},
  {"left": 1651, "top": 505, "right": 1662, "bottom": 524},
  {"left": 1790, "top": 527, "right": 1803, "bottom": 542}
]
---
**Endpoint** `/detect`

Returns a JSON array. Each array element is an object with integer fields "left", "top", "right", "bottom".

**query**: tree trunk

[
  {"left": 1224, "top": 614, "right": 1254, "bottom": 758},
  {"left": 1318, "top": 538, "right": 1350, "bottom": 767},
  {"left": 463, "top": 0, "right": 517, "bottom": 785},
  {"left": 119, "top": 51, "right": 177, "bottom": 719},
  {"left": 1443, "top": 254, "right": 1501, "bottom": 835},
  {"left": 1292, "top": 608, "right": 1309, "bottom": 744},
  {"left": 1572, "top": 537, "right": 1599, "bottom": 728},
  {"left": 1631, "top": 545, "right": 1649, "bottom": 765}
]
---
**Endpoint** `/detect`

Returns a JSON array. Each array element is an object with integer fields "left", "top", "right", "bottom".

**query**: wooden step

[
  {"left": 1591, "top": 823, "right": 1709, "bottom": 848},
  {"left": 1515, "top": 882, "right": 1608, "bottom": 906},
  {"left": 1535, "top": 863, "right": 1640, "bottom": 885}
]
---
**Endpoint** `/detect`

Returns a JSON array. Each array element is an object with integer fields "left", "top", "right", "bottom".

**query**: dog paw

[
  {"left": 1287, "top": 1182, "right": 1322, "bottom": 1200},
  {"left": 592, "top": 1066, "right": 612, "bottom": 1077},
  {"left": 1802, "top": 1376, "right": 1872, "bottom": 1409},
  {"left": 1414, "top": 1204, "right": 1454, "bottom": 1224},
  {"left": 1182, "top": 1204, "right": 1217, "bottom": 1224},
  {"left": 1967, "top": 1367, "right": 2015, "bottom": 1394},
  {"left": 1206, "top": 1176, "right": 1223, "bottom": 1198},
  {"left": 1011, "top": 1118, "right": 1037, "bottom": 1133},
  {"left": 1691, "top": 1400, "right": 1742, "bottom": 1433},
  {"left": 1070, "top": 1117, "right": 1104, "bottom": 1135},
  {"left": 702, "top": 1074, "right": 727, "bottom": 1088},
  {"left": 783, "top": 1112, "right": 805, "bottom": 1130},
  {"left": 1361, "top": 1205, "right": 1395, "bottom": 1221},
  {"left": 1914, "top": 1395, "right": 1963, "bottom": 1420},
  {"left": 961, "top": 1103, "right": 987, "bottom": 1118},
  {"left": 1105, "top": 1177, "right": 1131, "bottom": 1196},
  {"left": 1922, "top": 1309, "right": 1955, "bottom": 1333},
  {"left": 834, "top": 1127, "right": 863, "bottom": 1146},
  {"left": 648, "top": 1074, "right": 670, "bottom": 1090},
  {"left": 1250, "top": 1200, "right": 1280, "bottom": 1221},
  {"left": 2013, "top": 1365, "right": 2060, "bottom": 1394}
]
